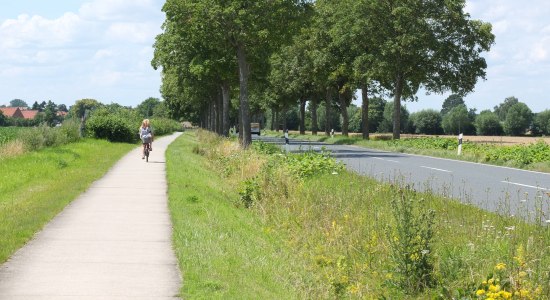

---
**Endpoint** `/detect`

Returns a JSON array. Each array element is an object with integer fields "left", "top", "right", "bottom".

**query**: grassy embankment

[
  {"left": 168, "top": 130, "right": 550, "bottom": 299},
  {"left": 263, "top": 130, "right": 550, "bottom": 173},
  {"left": 0, "top": 139, "right": 135, "bottom": 263},
  {"left": 166, "top": 131, "right": 319, "bottom": 299}
]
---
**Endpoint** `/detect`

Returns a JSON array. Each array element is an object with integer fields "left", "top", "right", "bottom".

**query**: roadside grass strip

[
  {"left": 166, "top": 132, "right": 319, "bottom": 299},
  {"left": 0, "top": 139, "right": 135, "bottom": 263},
  {"left": 170, "top": 130, "right": 550, "bottom": 299}
]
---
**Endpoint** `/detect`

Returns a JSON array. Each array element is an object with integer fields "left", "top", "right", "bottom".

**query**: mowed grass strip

[
  {"left": 166, "top": 132, "right": 318, "bottom": 299},
  {"left": 0, "top": 139, "right": 135, "bottom": 263}
]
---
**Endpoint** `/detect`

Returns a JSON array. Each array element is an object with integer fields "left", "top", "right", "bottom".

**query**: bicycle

[{"left": 144, "top": 142, "right": 151, "bottom": 162}]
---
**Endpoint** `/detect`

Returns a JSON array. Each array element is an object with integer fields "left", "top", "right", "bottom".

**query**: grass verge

[
  {"left": 0, "top": 139, "right": 135, "bottom": 263},
  {"left": 166, "top": 132, "right": 320, "bottom": 299},
  {"left": 174, "top": 130, "right": 550, "bottom": 299}
]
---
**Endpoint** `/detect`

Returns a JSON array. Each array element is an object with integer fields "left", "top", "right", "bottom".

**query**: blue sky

[
  {"left": 1, "top": 1, "right": 549, "bottom": 113},
  {"left": 0, "top": 0, "right": 165, "bottom": 108}
]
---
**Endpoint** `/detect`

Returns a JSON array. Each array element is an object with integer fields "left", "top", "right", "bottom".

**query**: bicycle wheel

[{"left": 145, "top": 145, "right": 149, "bottom": 162}]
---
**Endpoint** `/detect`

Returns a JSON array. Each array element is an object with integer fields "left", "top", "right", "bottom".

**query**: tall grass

[
  {"left": 0, "top": 139, "right": 135, "bottom": 263},
  {"left": 187, "top": 130, "right": 550, "bottom": 299},
  {"left": 166, "top": 131, "right": 320, "bottom": 299}
]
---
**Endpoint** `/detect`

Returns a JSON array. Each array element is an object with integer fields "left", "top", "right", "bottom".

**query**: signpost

[{"left": 457, "top": 133, "right": 463, "bottom": 156}]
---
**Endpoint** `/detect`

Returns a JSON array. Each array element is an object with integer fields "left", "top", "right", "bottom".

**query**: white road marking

[
  {"left": 501, "top": 181, "right": 550, "bottom": 191},
  {"left": 420, "top": 166, "right": 452, "bottom": 173},
  {"left": 373, "top": 157, "right": 399, "bottom": 163}
]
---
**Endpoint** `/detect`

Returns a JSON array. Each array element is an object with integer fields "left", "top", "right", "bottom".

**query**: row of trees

[
  {"left": 0, "top": 97, "right": 170, "bottom": 128},
  {"left": 152, "top": 0, "right": 495, "bottom": 147},
  {"left": 272, "top": 95, "right": 550, "bottom": 137}
]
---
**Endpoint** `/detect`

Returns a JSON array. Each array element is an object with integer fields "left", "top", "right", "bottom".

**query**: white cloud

[
  {"left": 106, "top": 22, "right": 159, "bottom": 43},
  {"left": 0, "top": 0, "right": 164, "bottom": 106},
  {"left": 0, "top": 12, "right": 80, "bottom": 48}
]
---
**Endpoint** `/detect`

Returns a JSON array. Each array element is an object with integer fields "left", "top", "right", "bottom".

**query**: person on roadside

[
  {"left": 284, "top": 129, "right": 289, "bottom": 144},
  {"left": 139, "top": 119, "right": 154, "bottom": 159}
]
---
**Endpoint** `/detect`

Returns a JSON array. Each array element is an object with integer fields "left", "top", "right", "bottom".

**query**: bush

[
  {"left": 503, "top": 103, "right": 532, "bottom": 136},
  {"left": 150, "top": 118, "right": 181, "bottom": 136},
  {"left": 410, "top": 109, "right": 443, "bottom": 134},
  {"left": 17, "top": 122, "right": 80, "bottom": 151},
  {"left": 87, "top": 115, "right": 136, "bottom": 143},
  {"left": 475, "top": 111, "right": 503, "bottom": 136}
]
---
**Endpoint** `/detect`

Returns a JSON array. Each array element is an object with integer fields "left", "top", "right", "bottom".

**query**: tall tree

[
  {"left": 503, "top": 102, "right": 532, "bottom": 136},
  {"left": 368, "top": 0, "right": 494, "bottom": 139},
  {"left": 9, "top": 99, "right": 28, "bottom": 108},
  {"left": 494, "top": 96, "right": 519, "bottom": 121},
  {"left": 137, "top": 97, "right": 161, "bottom": 118},
  {"left": 440, "top": 94, "right": 465, "bottom": 116},
  {"left": 154, "top": 0, "right": 306, "bottom": 147}
]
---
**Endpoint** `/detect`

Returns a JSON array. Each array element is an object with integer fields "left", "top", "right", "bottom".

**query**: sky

[
  {"left": 0, "top": 0, "right": 165, "bottom": 108},
  {"left": 1, "top": 1, "right": 549, "bottom": 112}
]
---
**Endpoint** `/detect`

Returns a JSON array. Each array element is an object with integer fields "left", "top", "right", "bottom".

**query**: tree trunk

[
  {"left": 236, "top": 44, "right": 251, "bottom": 148},
  {"left": 311, "top": 94, "right": 318, "bottom": 135},
  {"left": 221, "top": 82, "right": 230, "bottom": 136},
  {"left": 299, "top": 97, "right": 306, "bottom": 135},
  {"left": 339, "top": 88, "right": 349, "bottom": 137},
  {"left": 209, "top": 100, "right": 215, "bottom": 132},
  {"left": 393, "top": 74, "right": 404, "bottom": 140},
  {"left": 282, "top": 106, "right": 288, "bottom": 132},
  {"left": 325, "top": 88, "right": 332, "bottom": 136},
  {"left": 361, "top": 85, "right": 370, "bottom": 140},
  {"left": 275, "top": 109, "right": 279, "bottom": 132},
  {"left": 270, "top": 107, "right": 275, "bottom": 131}
]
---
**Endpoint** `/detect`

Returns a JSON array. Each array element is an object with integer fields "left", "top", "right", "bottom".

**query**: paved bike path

[{"left": 0, "top": 133, "right": 183, "bottom": 299}]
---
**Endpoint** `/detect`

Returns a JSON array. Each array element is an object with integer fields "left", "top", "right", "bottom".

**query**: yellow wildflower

[
  {"left": 495, "top": 262, "right": 506, "bottom": 271},
  {"left": 476, "top": 289, "right": 486, "bottom": 296},
  {"left": 518, "top": 271, "right": 527, "bottom": 278}
]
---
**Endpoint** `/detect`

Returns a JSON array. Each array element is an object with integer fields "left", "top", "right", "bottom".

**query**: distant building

[
  {"left": 21, "top": 110, "right": 39, "bottom": 120},
  {"left": 0, "top": 107, "right": 25, "bottom": 118},
  {"left": 0, "top": 107, "right": 40, "bottom": 119}
]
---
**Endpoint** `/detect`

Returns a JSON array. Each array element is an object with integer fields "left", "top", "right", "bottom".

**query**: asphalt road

[{"left": 255, "top": 135, "right": 550, "bottom": 221}]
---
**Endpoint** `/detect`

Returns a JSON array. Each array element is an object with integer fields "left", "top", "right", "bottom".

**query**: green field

[{"left": 0, "top": 127, "right": 25, "bottom": 145}]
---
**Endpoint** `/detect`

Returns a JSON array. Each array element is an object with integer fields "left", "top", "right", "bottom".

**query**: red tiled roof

[
  {"left": 0, "top": 107, "right": 24, "bottom": 118},
  {"left": 21, "top": 110, "right": 39, "bottom": 119}
]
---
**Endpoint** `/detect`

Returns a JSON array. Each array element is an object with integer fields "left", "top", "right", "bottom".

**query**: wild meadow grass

[
  {"left": 177, "top": 130, "right": 550, "bottom": 299},
  {"left": 0, "top": 139, "right": 135, "bottom": 263},
  {"left": 165, "top": 131, "right": 320, "bottom": 299}
]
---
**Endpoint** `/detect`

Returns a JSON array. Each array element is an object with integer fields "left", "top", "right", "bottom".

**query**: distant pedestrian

[
  {"left": 284, "top": 129, "right": 289, "bottom": 144},
  {"left": 330, "top": 128, "right": 334, "bottom": 138}
]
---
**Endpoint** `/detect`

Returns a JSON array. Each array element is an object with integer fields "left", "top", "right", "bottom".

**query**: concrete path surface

[{"left": 0, "top": 133, "right": 183, "bottom": 299}]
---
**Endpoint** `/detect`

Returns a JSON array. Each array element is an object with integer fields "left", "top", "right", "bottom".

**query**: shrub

[
  {"left": 150, "top": 118, "right": 181, "bottom": 136},
  {"left": 87, "top": 115, "right": 136, "bottom": 143},
  {"left": 503, "top": 103, "right": 532, "bottom": 136},
  {"left": 410, "top": 109, "right": 443, "bottom": 135},
  {"left": 475, "top": 111, "right": 503, "bottom": 136},
  {"left": 387, "top": 187, "right": 436, "bottom": 294}
]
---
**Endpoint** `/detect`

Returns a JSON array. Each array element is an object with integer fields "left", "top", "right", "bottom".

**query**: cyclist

[{"left": 139, "top": 119, "right": 153, "bottom": 159}]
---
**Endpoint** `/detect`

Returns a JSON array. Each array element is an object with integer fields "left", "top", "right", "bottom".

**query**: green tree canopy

[
  {"left": 534, "top": 110, "right": 550, "bottom": 135},
  {"left": 442, "top": 105, "right": 471, "bottom": 135},
  {"left": 440, "top": 94, "right": 465, "bottom": 116},
  {"left": 410, "top": 109, "right": 443, "bottom": 135},
  {"left": 367, "top": 0, "right": 494, "bottom": 139},
  {"left": 494, "top": 96, "right": 519, "bottom": 121},
  {"left": 137, "top": 97, "right": 161, "bottom": 118},
  {"left": 503, "top": 102, "right": 532, "bottom": 136},
  {"left": 475, "top": 110, "right": 503, "bottom": 136},
  {"left": 71, "top": 99, "right": 101, "bottom": 119},
  {"left": 9, "top": 99, "right": 28, "bottom": 108}
]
